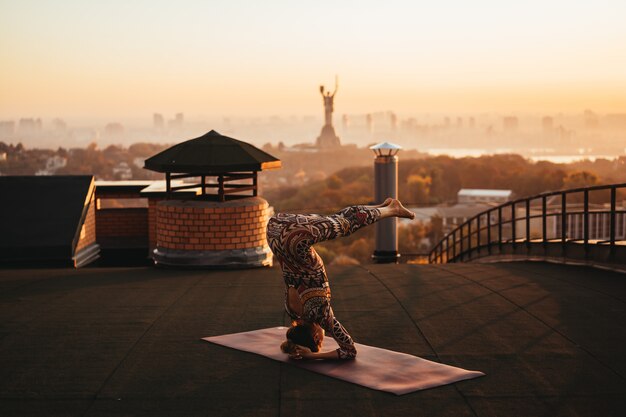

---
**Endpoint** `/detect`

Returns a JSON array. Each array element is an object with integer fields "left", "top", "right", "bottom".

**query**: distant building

[
  {"left": 342, "top": 114, "right": 349, "bottom": 129},
  {"left": 36, "top": 155, "right": 68, "bottom": 175},
  {"left": 390, "top": 112, "right": 398, "bottom": 130},
  {"left": 0, "top": 121, "right": 16, "bottom": 136},
  {"left": 542, "top": 116, "right": 554, "bottom": 132},
  {"left": 605, "top": 113, "right": 626, "bottom": 129},
  {"left": 168, "top": 113, "right": 184, "bottom": 130},
  {"left": 104, "top": 123, "right": 125, "bottom": 137},
  {"left": 366, "top": 113, "right": 373, "bottom": 134},
  {"left": 457, "top": 189, "right": 512, "bottom": 204},
  {"left": 113, "top": 162, "right": 133, "bottom": 180},
  {"left": 503, "top": 116, "right": 518, "bottom": 131},
  {"left": 153, "top": 113, "right": 164, "bottom": 129},
  {"left": 584, "top": 109, "right": 599, "bottom": 129},
  {"left": 434, "top": 203, "right": 492, "bottom": 232},
  {"left": 18, "top": 118, "right": 42, "bottom": 134},
  {"left": 52, "top": 118, "right": 67, "bottom": 131}
]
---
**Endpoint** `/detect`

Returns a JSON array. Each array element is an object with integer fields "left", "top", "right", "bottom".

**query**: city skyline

[{"left": 1, "top": 0, "right": 626, "bottom": 122}]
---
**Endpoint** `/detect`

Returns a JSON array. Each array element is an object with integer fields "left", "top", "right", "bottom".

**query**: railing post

[
  {"left": 610, "top": 186, "right": 616, "bottom": 260},
  {"left": 477, "top": 215, "right": 481, "bottom": 255},
  {"left": 218, "top": 175, "right": 225, "bottom": 202},
  {"left": 526, "top": 199, "right": 531, "bottom": 251},
  {"left": 467, "top": 219, "right": 472, "bottom": 259},
  {"left": 452, "top": 230, "right": 457, "bottom": 261},
  {"left": 561, "top": 192, "right": 567, "bottom": 244},
  {"left": 487, "top": 210, "right": 492, "bottom": 255},
  {"left": 542, "top": 195, "right": 547, "bottom": 256},
  {"left": 498, "top": 206, "right": 503, "bottom": 253},
  {"left": 511, "top": 202, "right": 516, "bottom": 252},
  {"left": 542, "top": 196, "right": 547, "bottom": 241},
  {"left": 459, "top": 224, "right": 463, "bottom": 262},
  {"left": 438, "top": 241, "right": 443, "bottom": 263},
  {"left": 583, "top": 189, "right": 589, "bottom": 259}
]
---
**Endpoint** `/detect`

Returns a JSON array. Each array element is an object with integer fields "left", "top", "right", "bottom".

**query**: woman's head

[{"left": 280, "top": 320, "right": 324, "bottom": 354}]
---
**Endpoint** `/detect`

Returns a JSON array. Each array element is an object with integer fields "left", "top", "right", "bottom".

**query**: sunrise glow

[{"left": 1, "top": 0, "right": 625, "bottom": 122}]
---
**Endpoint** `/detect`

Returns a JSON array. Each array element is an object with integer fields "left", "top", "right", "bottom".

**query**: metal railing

[{"left": 429, "top": 183, "right": 626, "bottom": 265}]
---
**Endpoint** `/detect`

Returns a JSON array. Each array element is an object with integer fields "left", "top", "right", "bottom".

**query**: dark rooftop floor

[{"left": 1, "top": 262, "right": 625, "bottom": 417}]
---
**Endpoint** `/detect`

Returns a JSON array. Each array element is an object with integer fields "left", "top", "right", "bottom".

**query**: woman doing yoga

[{"left": 267, "top": 198, "right": 415, "bottom": 360}]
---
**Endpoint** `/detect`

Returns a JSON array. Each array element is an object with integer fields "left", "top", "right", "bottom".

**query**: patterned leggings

[{"left": 267, "top": 205, "right": 381, "bottom": 359}]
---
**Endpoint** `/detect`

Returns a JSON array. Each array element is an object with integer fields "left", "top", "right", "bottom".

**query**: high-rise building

[
  {"left": 153, "top": 113, "right": 164, "bottom": 129},
  {"left": 168, "top": 113, "right": 184, "bottom": 130},
  {"left": 104, "top": 123, "right": 124, "bottom": 137},
  {"left": 390, "top": 112, "right": 398, "bottom": 130},
  {"left": 584, "top": 109, "right": 599, "bottom": 129},
  {"left": 503, "top": 116, "right": 518, "bottom": 131},
  {"left": 0, "top": 121, "right": 15, "bottom": 136},
  {"left": 52, "top": 118, "right": 67, "bottom": 131},
  {"left": 18, "top": 118, "right": 42, "bottom": 134},
  {"left": 542, "top": 116, "right": 554, "bottom": 133}
]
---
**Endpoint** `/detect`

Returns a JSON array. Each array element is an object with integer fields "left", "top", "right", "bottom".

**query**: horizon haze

[{"left": 1, "top": 0, "right": 626, "bottom": 124}]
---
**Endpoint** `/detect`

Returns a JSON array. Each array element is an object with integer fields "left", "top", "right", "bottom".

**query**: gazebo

[{"left": 143, "top": 130, "right": 281, "bottom": 268}]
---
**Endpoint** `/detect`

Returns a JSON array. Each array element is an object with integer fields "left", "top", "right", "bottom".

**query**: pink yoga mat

[{"left": 202, "top": 327, "right": 484, "bottom": 395}]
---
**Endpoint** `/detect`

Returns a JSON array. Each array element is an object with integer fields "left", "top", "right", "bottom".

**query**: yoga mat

[{"left": 202, "top": 327, "right": 484, "bottom": 395}]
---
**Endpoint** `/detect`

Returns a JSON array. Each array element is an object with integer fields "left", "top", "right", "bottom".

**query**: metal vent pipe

[{"left": 370, "top": 142, "right": 402, "bottom": 263}]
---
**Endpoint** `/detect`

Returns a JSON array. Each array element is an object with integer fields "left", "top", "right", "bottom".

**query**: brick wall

[
  {"left": 94, "top": 184, "right": 151, "bottom": 250},
  {"left": 156, "top": 197, "right": 269, "bottom": 251},
  {"left": 96, "top": 208, "right": 148, "bottom": 238},
  {"left": 148, "top": 198, "right": 163, "bottom": 251}
]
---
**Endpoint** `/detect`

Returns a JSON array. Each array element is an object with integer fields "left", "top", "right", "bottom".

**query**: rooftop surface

[{"left": 1, "top": 261, "right": 625, "bottom": 416}]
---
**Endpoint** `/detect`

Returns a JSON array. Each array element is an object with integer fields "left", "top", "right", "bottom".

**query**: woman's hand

[{"left": 289, "top": 345, "right": 312, "bottom": 360}]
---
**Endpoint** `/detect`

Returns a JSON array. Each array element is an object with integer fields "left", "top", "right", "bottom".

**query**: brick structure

[
  {"left": 76, "top": 191, "right": 97, "bottom": 254},
  {"left": 94, "top": 181, "right": 152, "bottom": 264},
  {"left": 96, "top": 208, "right": 148, "bottom": 239},
  {"left": 142, "top": 130, "right": 281, "bottom": 268},
  {"left": 153, "top": 197, "right": 272, "bottom": 267},
  {"left": 148, "top": 197, "right": 163, "bottom": 253}
]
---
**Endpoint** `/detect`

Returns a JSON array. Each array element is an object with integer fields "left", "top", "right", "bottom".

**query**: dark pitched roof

[
  {"left": 0, "top": 175, "right": 94, "bottom": 262},
  {"left": 144, "top": 130, "right": 281, "bottom": 174}
]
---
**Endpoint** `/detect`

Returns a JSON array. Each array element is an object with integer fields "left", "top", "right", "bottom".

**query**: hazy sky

[{"left": 1, "top": 0, "right": 625, "bottom": 122}]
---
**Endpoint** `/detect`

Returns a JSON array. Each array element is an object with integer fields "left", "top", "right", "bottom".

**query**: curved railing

[{"left": 428, "top": 183, "right": 626, "bottom": 267}]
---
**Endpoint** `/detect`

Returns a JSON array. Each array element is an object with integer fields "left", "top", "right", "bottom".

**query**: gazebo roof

[{"left": 144, "top": 130, "right": 281, "bottom": 174}]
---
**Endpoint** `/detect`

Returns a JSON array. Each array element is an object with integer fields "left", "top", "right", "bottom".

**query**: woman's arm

[{"left": 320, "top": 308, "right": 357, "bottom": 359}]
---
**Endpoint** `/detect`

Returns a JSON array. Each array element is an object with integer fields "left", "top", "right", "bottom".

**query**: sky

[{"left": 1, "top": 0, "right": 626, "bottom": 123}]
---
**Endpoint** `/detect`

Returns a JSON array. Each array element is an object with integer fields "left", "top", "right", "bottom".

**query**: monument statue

[
  {"left": 320, "top": 82, "right": 337, "bottom": 126},
  {"left": 316, "top": 76, "right": 341, "bottom": 148}
]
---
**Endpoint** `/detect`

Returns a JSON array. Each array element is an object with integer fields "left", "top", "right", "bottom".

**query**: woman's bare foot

[
  {"left": 387, "top": 199, "right": 415, "bottom": 219},
  {"left": 368, "top": 198, "right": 393, "bottom": 209}
]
